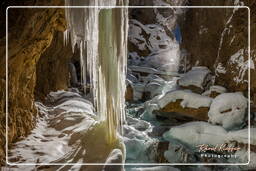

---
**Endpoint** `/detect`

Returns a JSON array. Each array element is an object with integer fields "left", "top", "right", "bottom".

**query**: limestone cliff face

[
  {"left": 180, "top": 0, "right": 256, "bottom": 102},
  {"left": 0, "top": 0, "right": 68, "bottom": 164},
  {"left": 35, "top": 31, "right": 73, "bottom": 101}
]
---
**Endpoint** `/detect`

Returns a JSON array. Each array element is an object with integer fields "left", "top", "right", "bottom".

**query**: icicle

[{"left": 64, "top": 0, "right": 128, "bottom": 144}]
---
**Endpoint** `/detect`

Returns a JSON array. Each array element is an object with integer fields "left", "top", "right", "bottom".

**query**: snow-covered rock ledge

[
  {"left": 178, "top": 66, "right": 212, "bottom": 93},
  {"left": 143, "top": 90, "right": 212, "bottom": 120}
]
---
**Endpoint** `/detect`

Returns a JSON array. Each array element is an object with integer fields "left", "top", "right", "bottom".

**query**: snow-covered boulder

[
  {"left": 208, "top": 92, "right": 247, "bottom": 129},
  {"left": 163, "top": 121, "right": 228, "bottom": 147},
  {"left": 202, "top": 85, "right": 227, "bottom": 98},
  {"left": 149, "top": 90, "right": 212, "bottom": 121},
  {"left": 178, "top": 66, "right": 212, "bottom": 93},
  {"left": 158, "top": 90, "right": 212, "bottom": 109},
  {"left": 163, "top": 121, "right": 254, "bottom": 147},
  {"left": 163, "top": 121, "right": 255, "bottom": 166}
]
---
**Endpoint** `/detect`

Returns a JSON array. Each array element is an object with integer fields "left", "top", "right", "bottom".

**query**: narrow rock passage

[
  {"left": 6, "top": 90, "right": 123, "bottom": 171},
  {"left": 2, "top": 1, "right": 256, "bottom": 171}
]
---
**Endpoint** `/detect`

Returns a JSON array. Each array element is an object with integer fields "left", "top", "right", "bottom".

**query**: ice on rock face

[
  {"left": 208, "top": 92, "right": 247, "bottom": 129},
  {"left": 178, "top": 66, "right": 211, "bottom": 89}
]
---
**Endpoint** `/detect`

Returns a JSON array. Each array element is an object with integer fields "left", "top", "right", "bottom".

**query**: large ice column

[{"left": 64, "top": 0, "right": 128, "bottom": 144}]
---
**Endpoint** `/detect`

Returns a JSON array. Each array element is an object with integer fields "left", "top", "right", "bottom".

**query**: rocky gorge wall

[
  {"left": 0, "top": 0, "right": 255, "bottom": 166},
  {"left": 0, "top": 0, "right": 73, "bottom": 164},
  {"left": 35, "top": 31, "right": 73, "bottom": 101},
  {"left": 179, "top": 0, "right": 256, "bottom": 103}
]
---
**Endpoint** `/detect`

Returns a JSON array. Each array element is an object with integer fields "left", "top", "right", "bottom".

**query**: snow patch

[{"left": 216, "top": 63, "right": 227, "bottom": 75}]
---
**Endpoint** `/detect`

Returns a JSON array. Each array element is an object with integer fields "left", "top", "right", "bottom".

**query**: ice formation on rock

[
  {"left": 64, "top": 0, "right": 128, "bottom": 143},
  {"left": 208, "top": 92, "right": 247, "bottom": 129}
]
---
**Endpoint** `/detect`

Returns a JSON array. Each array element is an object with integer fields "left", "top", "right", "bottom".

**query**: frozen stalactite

[{"left": 64, "top": 0, "right": 128, "bottom": 144}]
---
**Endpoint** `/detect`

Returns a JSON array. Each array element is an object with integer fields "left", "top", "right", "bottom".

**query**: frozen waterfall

[{"left": 64, "top": 0, "right": 129, "bottom": 144}]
